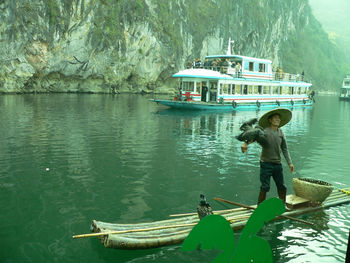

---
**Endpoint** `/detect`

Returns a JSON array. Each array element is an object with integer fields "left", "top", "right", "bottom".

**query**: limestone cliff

[{"left": 0, "top": 0, "right": 346, "bottom": 93}]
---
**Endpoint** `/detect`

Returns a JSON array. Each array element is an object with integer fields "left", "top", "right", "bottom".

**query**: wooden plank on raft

[{"left": 286, "top": 194, "right": 310, "bottom": 209}]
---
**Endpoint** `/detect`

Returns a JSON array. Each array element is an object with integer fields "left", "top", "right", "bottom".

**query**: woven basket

[{"left": 292, "top": 178, "right": 334, "bottom": 202}]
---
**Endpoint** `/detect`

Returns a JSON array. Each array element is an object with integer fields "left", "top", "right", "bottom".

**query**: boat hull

[
  {"left": 91, "top": 187, "right": 350, "bottom": 249},
  {"left": 339, "top": 96, "right": 350, "bottom": 101},
  {"left": 151, "top": 99, "right": 313, "bottom": 111}
]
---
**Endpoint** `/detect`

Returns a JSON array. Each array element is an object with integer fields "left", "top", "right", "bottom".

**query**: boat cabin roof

[
  {"left": 172, "top": 68, "right": 232, "bottom": 80},
  {"left": 205, "top": 54, "right": 272, "bottom": 64}
]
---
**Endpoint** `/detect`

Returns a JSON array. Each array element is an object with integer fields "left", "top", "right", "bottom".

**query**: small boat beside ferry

[
  {"left": 152, "top": 39, "right": 313, "bottom": 111},
  {"left": 339, "top": 75, "right": 350, "bottom": 101}
]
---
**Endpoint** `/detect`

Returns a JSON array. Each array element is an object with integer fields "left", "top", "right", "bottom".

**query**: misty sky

[{"left": 309, "top": 0, "right": 350, "bottom": 49}]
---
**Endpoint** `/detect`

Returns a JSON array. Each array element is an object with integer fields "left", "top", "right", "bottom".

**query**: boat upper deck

[
  {"left": 184, "top": 54, "right": 309, "bottom": 84},
  {"left": 342, "top": 75, "right": 350, "bottom": 89},
  {"left": 173, "top": 68, "right": 312, "bottom": 88}
]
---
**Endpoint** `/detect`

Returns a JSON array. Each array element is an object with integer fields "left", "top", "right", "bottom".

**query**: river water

[{"left": 0, "top": 93, "right": 349, "bottom": 263}]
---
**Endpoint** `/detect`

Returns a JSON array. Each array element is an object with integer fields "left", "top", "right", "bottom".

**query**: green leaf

[
  {"left": 182, "top": 198, "right": 285, "bottom": 263},
  {"left": 182, "top": 215, "right": 236, "bottom": 263}
]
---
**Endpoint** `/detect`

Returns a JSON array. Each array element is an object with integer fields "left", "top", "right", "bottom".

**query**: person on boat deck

[
  {"left": 192, "top": 59, "right": 197, "bottom": 68},
  {"left": 203, "top": 58, "right": 211, "bottom": 69},
  {"left": 276, "top": 67, "right": 283, "bottom": 80},
  {"left": 195, "top": 58, "right": 202, "bottom": 68},
  {"left": 212, "top": 59, "right": 218, "bottom": 69},
  {"left": 241, "top": 108, "right": 294, "bottom": 206},
  {"left": 235, "top": 62, "right": 241, "bottom": 77},
  {"left": 217, "top": 59, "right": 223, "bottom": 72}
]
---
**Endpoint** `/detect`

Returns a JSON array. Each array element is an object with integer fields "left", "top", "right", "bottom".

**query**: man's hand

[
  {"left": 241, "top": 142, "right": 248, "bottom": 153},
  {"left": 289, "top": 164, "right": 294, "bottom": 173}
]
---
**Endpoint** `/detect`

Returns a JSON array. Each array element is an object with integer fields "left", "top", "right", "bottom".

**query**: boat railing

[
  {"left": 273, "top": 72, "right": 305, "bottom": 82},
  {"left": 190, "top": 65, "right": 308, "bottom": 82}
]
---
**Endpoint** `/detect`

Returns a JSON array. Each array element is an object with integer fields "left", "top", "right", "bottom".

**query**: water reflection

[
  {"left": 155, "top": 107, "right": 313, "bottom": 182},
  {"left": 0, "top": 94, "right": 349, "bottom": 262},
  {"left": 260, "top": 206, "right": 350, "bottom": 263}
]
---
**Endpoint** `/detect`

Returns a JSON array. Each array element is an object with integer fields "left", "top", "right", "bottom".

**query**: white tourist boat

[
  {"left": 339, "top": 75, "right": 350, "bottom": 101},
  {"left": 152, "top": 39, "right": 314, "bottom": 111}
]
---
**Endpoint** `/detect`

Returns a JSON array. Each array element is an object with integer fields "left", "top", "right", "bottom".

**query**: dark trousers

[{"left": 260, "top": 162, "right": 286, "bottom": 192}]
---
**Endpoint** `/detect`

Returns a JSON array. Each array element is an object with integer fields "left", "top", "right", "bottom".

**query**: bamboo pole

[
  {"left": 73, "top": 213, "right": 248, "bottom": 239},
  {"left": 169, "top": 207, "right": 246, "bottom": 217},
  {"left": 169, "top": 212, "right": 197, "bottom": 217},
  {"left": 327, "top": 191, "right": 349, "bottom": 199},
  {"left": 73, "top": 222, "right": 198, "bottom": 239},
  {"left": 225, "top": 214, "right": 251, "bottom": 222},
  {"left": 214, "top": 197, "right": 314, "bottom": 226}
]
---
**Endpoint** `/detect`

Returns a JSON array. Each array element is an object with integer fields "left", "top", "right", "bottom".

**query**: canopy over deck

[{"left": 206, "top": 54, "right": 272, "bottom": 64}]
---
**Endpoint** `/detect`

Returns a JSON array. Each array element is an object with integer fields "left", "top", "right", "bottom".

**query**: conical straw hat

[{"left": 258, "top": 108, "right": 292, "bottom": 128}]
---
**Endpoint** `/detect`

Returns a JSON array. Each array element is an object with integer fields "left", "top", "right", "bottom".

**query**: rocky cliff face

[{"left": 0, "top": 0, "right": 345, "bottom": 94}]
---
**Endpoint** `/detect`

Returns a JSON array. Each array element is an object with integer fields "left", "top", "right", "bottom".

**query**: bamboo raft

[{"left": 76, "top": 187, "right": 350, "bottom": 250}]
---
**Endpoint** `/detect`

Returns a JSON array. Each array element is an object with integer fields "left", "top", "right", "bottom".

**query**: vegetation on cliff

[
  {"left": 0, "top": 0, "right": 348, "bottom": 93},
  {"left": 280, "top": 9, "right": 350, "bottom": 89}
]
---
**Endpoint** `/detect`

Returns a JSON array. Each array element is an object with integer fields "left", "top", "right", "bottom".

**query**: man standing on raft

[{"left": 240, "top": 108, "right": 294, "bottom": 206}]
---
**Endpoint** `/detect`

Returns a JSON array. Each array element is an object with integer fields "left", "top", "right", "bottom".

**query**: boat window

[
  {"left": 231, "top": 84, "right": 235, "bottom": 94},
  {"left": 272, "top": 86, "right": 279, "bottom": 94},
  {"left": 249, "top": 62, "right": 254, "bottom": 71},
  {"left": 253, "top": 86, "right": 258, "bottom": 94},
  {"left": 244, "top": 62, "right": 249, "bottom": 71},
  {"left": 300, "top": 87, "right": 306, "bottom": 94},
  {"left": 211, "top": 82, "right": 217, "bottom": 92},
  {"left": 259, "top": 63, "right": 266, "bottom": 72},
  {"left": 243, "top": 85, "right": 248, "bottom": 95},
  {"left": 280, "top": 86, "right": 286, "bottom": 95},
  {"left": 183, "top": 82, "right": 194, "bottom": 92},
  {"left": 196, "top": 82, "right": 202, "bottom": 92},
  {"left": 181, "top": 82, "right": 187, "bottom": 91},
  {"left": 258, "top": 85, "right": 262, "bottom": 94},
  {"left": 222, "top": 84, "right": 229, "bottom": 94},
  {"left": 235, "top": 84, "right": 241, "bottom": 94},
  {"left": 263, "top": 86, "right": 270, "bottom": 94},
  {"left": 248, "top": 85, "right": 253, "bottom": 94},
  {"left": 254, "top": 63, "right": 259, "bottom": 72},
  {"left": 279, "top": 86, "right": 283, "bottom": 94}
]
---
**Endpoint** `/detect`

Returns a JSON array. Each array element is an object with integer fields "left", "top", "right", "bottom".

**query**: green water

[{"left": 0, "top": 94, "right": 349, "bottom": 263}]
